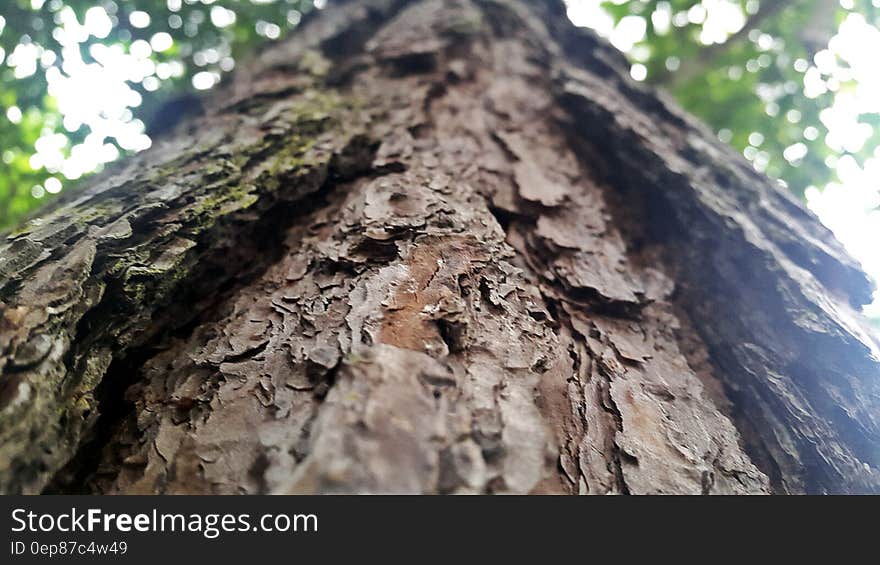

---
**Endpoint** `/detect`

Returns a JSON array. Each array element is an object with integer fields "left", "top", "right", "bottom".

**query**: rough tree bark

[{"left": 1, "top": 0, "right": 878, "bottom": 495}]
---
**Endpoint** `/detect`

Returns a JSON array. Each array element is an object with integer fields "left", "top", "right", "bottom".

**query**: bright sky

[{"left": 566, "top": 0, "right": 880, "bottom": 318}]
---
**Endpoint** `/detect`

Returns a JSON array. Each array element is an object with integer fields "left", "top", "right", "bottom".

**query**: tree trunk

[{"left": 1, "top": 0, "right": 878, "bottom": 495}]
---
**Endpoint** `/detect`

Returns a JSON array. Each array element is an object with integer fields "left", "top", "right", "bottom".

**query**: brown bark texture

[{"left": 1, "top": 0, "right": 878, "bottom": 495}]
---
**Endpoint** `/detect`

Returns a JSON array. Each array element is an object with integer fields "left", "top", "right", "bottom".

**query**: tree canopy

[
  {"left": 0, "top": 0, "right": 317, "bottom": 227},
  {"left": 594, "top": 0, "right": 880, "bottom": 197}
]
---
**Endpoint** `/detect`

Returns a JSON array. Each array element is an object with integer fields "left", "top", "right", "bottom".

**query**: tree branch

[{"left": 657, "top": 0, "right": 797, "bottom": 88}]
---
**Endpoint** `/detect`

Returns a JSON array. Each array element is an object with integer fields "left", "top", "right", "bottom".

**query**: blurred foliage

[
  {"left": 602, "top": 0, "right": 880, "bottom": 198},
  {"left": 0, "top": 0, "right": 317, "bottom": 228}
]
